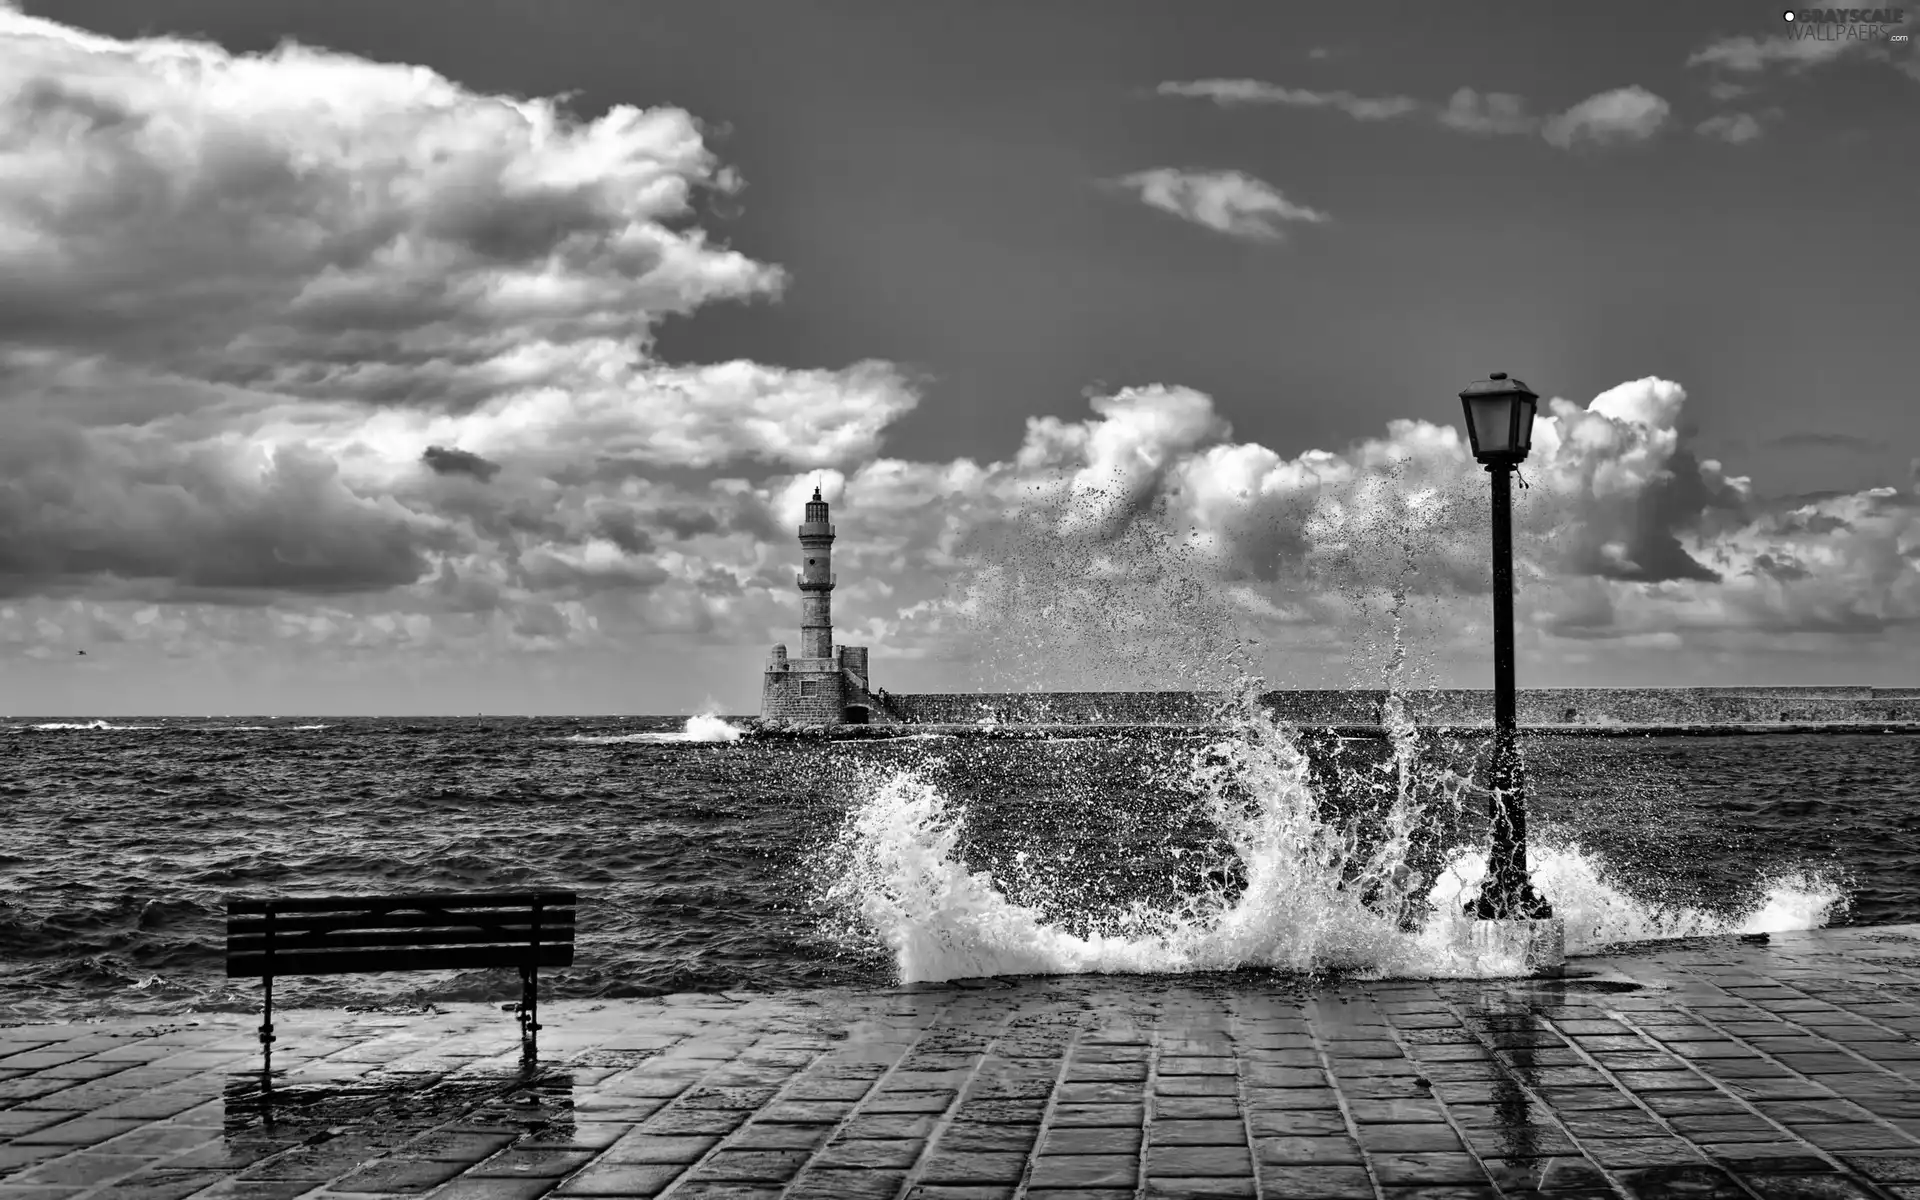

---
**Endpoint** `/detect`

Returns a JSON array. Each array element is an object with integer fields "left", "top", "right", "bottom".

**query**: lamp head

[{"left": 1458, "top": 371, "right": 1539, "bottom": 466}]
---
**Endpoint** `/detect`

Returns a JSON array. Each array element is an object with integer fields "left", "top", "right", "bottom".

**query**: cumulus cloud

[
  {"left": 1436, "top": 88, "right": 1538, "bottom": 135},
  {"left": 1159, "top": 76, "right": 1671, "bottom": 149},
  {"left": 1540, "top": 86, "right": 1672, "bottom": 148},
  {"left": 1155, "top": 78, "right": 1422, "bottom": 120},
  {"left": 0, "top": 7, "right": 917, "bottom": 622},
  {"left": 0, "top": 9, "right": 776, "bottom": 384},
  {"left": 1112, "top": 169, "right": 1331, "bottom": 241},
  {"left": 869, "top": 374, "right": 1920, "bottom": 688},
  {"left": 1695, "top": 112, "right": 1766, "bottom": 143}
]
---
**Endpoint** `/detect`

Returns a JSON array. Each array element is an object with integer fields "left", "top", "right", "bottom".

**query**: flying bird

[{"left": 76, "top": 650, "right": 87, "bottom": 656}]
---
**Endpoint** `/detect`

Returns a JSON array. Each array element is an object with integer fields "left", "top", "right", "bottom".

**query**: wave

[
  {"left": 820, "top": 696, "right": 1843, "bottom": 984},
  {"left": 560, "top": 713, "right": 747, "bottom": 745},
  {"left": 10, "top": 720, "right": 331, "bottom": 732},
  {"left": 681, "top": 713, "right": 746, "bottom": 742},
  {"left": 1422, "top": 848, "right": 1841, "bottom": 956}
]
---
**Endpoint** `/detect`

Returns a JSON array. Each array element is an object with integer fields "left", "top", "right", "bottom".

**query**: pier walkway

[{"left": 3, "top": 924, "right": 1919, "bottom": 1199}]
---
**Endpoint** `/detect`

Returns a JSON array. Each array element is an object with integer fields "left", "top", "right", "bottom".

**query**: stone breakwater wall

[
  {"left": 883, "top": 686, "right": 1920, "bottom": 727},
  {"left": 885, "top": 691, "right": 1227, "bottom": 725}
]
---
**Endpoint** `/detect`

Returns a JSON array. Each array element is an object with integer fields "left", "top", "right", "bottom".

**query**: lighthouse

[
  {"left": 798, "top": 486, "right": 834, "bottom": 659},
  {"left": 761, "top": 486, "right": 880, "bottom": 725}
]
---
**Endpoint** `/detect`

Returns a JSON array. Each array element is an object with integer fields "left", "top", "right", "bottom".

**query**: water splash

[
  {"left": 1423, "top": 847, "right": 1844, "bottom": 955},
  {"left": 682, "top": 713, "right": 746, "bottom": 743},
  {"left": 561, "top": 713, "right": 745, "bottom": 744},
  {"left": 820, "top": 769, "right": 1177, "bottom": 980},
  {"left": 822, "top": 693, "right": 1843, "bottom": 984}
]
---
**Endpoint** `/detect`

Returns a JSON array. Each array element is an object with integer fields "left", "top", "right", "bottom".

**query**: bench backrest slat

[
  {"left": 223, "top": 891, "right": 577, "bottom": 979},
  {"left": 228, "top": 944, "right": 575, "bottom": 978},
  {"left": 227, "top": 924, "right": 573, "bottom": 955},
  {"left": 226, "top": 890, "right": 576, "bottom": 915},
  {"left": 226, "top": 909, "right": 576, "bottom": 937}
]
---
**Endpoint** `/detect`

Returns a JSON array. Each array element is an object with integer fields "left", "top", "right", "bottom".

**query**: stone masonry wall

[
  {"left": 761, "top": 661, "right": 846, "bottom": 725},
  {"left": 880, "top": 687, "right": 1920, "bottom": 726},
  {"left": 887, "top": 692, "right": 1233, "bottom": 725}
]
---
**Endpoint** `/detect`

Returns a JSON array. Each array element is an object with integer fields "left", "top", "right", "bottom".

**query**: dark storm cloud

[
  {"left": 516, "top": 550, "right": 670, "bottom": 596},
  {"left": 421, "top": 445, "right": 501, "bottom": 482},
  {"left": 1773, "top": 509, "right": 1851, "bottom": 536},
  {"left": 587, "top": 507, "right": 655, "bottom": 555},
  {"left": 650, "top": 504, "right": 724, "bottom": 540},
  {"left": 423, "top": 559, "right": 505, "bottom": 614},
  {"left": 1566, "top": 446, "right": 1746, "bottom": 583},
  {"left": 0, "top": 424, "right": 449, "bottom": 601},
  {"left": 1749, "top": 552, "right": 1811, "bottom": 582}
]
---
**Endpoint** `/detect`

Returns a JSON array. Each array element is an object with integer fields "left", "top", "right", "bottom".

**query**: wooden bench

[{"left": 225, "top": 890, "right": 577, "bottom": 1090}]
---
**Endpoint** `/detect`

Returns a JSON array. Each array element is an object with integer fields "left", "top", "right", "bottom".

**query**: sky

[{"left": 0, "top": 0, "right": 1916, "bottom": 715}]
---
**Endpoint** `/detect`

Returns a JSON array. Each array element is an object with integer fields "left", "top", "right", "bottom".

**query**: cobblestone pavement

[{"left": 4, "top": 924, "right": 1920, "bottom": 1200}]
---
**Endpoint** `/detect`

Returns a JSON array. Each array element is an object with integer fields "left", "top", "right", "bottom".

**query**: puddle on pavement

[{"left": 222, "top": 1069, "right": 575, "bottom": 1136}]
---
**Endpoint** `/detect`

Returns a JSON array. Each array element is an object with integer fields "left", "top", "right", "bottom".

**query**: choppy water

[{"left": 1, "top": 709, "right": 1914, "bottom": 1022}]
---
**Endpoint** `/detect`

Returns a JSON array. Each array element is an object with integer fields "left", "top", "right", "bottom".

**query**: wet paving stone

[
  {"left": 1050, "top": 1102, "right": 1146, "bottom": 1127},
  {"left": 1040, "top": 1125, "right": 1142, "bottom": 1155},
  {"left": 3, "top": 925, "right": 1920, "bottom": 1200},
  {"left": 1354, "top": 1122, "right": 1468, "bottom": 1152},
  {"left": 864, "top": 1089, "right": 958, "bottom": 1113},
  {"left": 1144, "top": 1178, "right": 1256, "bottom": 1197},
  {"left": 1614, "top": 1163, "right": 1751, "bottom": 1200},
  {"left": 1249, "top": 1108, "right": 1349, "bottom": 1136},
  {"left": 1255, "top": 1135, "right": 1364, "bottom": 1165},
  {"left": 1740, "top": 1176, "right": 1883, "bottom": 1200},
  {"left": 1481, "top": 1153, "right": 1611, "bottom": 1191},
  {"left": 598, "top": 1132, "right": 720, "bottom": 1163},
  {"left": 914, "top": 1148, "right": 1027, "bottom": 1184},
  {"left": 1365, "top": 1149, "right": 1492, "bottom": 1186},
  {"left": 1256, "top": 1163, "right": 1374, "bottom": 1195},
  {"left": 1583, "top": 1136, "right": 1718, "bottom": 1169}
]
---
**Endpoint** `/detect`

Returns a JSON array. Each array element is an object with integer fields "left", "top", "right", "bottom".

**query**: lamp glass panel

[
  {"left": 1466, "top": 395, "right": 1514, "bottom": 456},
  {"left": 1514, "top": 396, "right": 1537, "bottom": 454}
]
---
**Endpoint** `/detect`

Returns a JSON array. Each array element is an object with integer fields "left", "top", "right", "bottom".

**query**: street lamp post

[{"left": 1459, "top": 372, "right": 1553, "bottom": 924}]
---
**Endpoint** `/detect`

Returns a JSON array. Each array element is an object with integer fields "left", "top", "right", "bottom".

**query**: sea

[{"left": 2, "top": 707, "right": 1916, "bottom": 1024}]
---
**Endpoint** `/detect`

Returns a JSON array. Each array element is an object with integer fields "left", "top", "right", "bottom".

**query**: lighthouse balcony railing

[
  {"left": 796, "top": 572, "right": 837, "bottom": 588},
  {"left": 797, "top": 522, "right": 835, "bottom": 537}
]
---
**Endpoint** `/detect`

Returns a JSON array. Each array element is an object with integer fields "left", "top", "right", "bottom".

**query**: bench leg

[
  {"left": 518, "top": 965, "right": 539, "bottom": 1064},
  {"left": 259, "top": 975, "right": 276, "bottom": 1120}
]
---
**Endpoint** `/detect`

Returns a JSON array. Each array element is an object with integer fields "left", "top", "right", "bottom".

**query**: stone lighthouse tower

[
  {"left": 760, "top": 486, "right": 882, "bottom": 725},
  {"left": 798, "top": 486, "right": 835, "bottom": 659}
]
